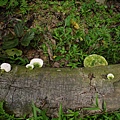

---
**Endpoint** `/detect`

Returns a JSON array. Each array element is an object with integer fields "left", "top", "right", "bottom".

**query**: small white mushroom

[
  {"left": 0, "top": 63, "right": 11, "bottom": 72},
  {"left": 26, "top": 64, "right": 34, "bottom": 70},
  {"left": 30, "top": 58, "right": 43, "bottom": 68},
  {"left": 107, "top": 73, "right": 114, "bottom": 80}
]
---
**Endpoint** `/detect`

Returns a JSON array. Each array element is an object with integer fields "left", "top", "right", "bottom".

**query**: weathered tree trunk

[{"left": 0, "top": 64, "right": 120, "bottom": 117}]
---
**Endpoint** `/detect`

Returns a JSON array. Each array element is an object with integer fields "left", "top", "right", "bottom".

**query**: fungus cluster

[{"left": 26, "top": 58, "right": 43, "bottom": 70}]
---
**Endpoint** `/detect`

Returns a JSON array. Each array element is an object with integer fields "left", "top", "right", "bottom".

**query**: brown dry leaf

[
  {"left": 47, "top": 33, "right": 56, "bottom": 45},
  {"left": 53, "top": 62, "right": 60, "bottom": 68},
  {"left": 37, "top": 49, "right": 49, "bottom": 62},
  {"left": 25, "top": 49, "right": 36, "bottom": 59},
  {"left": 85, "top": 28, "right": 89, "bottom": 34},
  {"left": 45, "top": 42, "right": 53, "bottom": 61},
  {"left": 8, "top": 28, "right": 15, "bottom": 36},
  {"left": 50, "top": 38, "right": 56, "bottom": 46},
  {"left": 0, "top": 22, "right": 4, "bottom": 30}
]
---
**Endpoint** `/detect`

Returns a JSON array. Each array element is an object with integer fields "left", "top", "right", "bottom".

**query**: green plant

[
  {"left": 20, "top": 0, "right": 30, "bottom": 14},
  {"left": 84, "top": 110, "right": 120, "bottom": 120},
  {"left": 65, "top": 109, "right": 79, "bottom": 120},
  {"left": 3, "top": 22, "right": 34, "bottom": 49},
  {"left": 0, "top": 0, "right": 30, "bottom": 14},
  {"left": 1, "top": 22, "right": 34, "bottom": 65},
  {"left": 58, "top": 104, "right": 64, "bottom": 120},
  {"left": 0, "top": 101, "right": 24, "bottom": 120},
  {"left": 27, "top": 102, "right": 49, "bottom": 120},
  {"left": 83, "top": 94, "right": 101, "bottom": 113},
  {"left": 52, "top": 14, "right": 87, "bottom": 68},
  {"left": 0, "top": 100, "right": 120, "bottom": 120},
  {"left": 0, "top": 0, "right": 8, "bottom": 7}
]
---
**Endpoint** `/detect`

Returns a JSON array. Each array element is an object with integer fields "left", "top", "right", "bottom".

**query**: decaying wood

[{"left": 0, "top": 64, "right": 120, "bottom": 117}]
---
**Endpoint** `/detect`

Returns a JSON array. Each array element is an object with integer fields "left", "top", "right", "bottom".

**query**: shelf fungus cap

[
  {"left": 84, "top": 54, "right": 108, "bottom": 67},
  {"left": 26, "top": 64, "right": 34, "bottom": 70},
  {"left": 0, "top": 63, "right": 11, "bottom": 72},
  {"left": 30, "top": 58, "right": 43, "bottom": 68}
]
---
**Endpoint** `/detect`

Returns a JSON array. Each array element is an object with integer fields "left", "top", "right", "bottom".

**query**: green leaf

[
  {"left": 0, "top": 101, "right": 5, "bottom": 114},
  {"left": 5, "top": 48, "right": 22, "bottom": 57},
  {"left": 102, "top": 99, "right": 107, "bottom": 112},
  {"left": 21, "top": 31, "right": 34, "bottom": 46},
  {"left": 114, "top": 112, "right": 120, "bottom": 119},
  {"left": 41, "top": 110, "right": 49, "bottom": 120},
  {"left": 58, "top": 104, "right": 63, "bottom": 120},
  {"left": 14, "top": 22, "right": 24, "bottom": 37},
  {"left": 9, "top": 57, "right": 29, "bottom": 65},
  {"left": 2, "top": 38, "right": 19, "bottom": 49},
  {"left": 32, "top": 102, "right": 37, "bottom": 120},
  {"left": 0, "top": 0, "right": 8, "bottom": 6},
  {"left": 95, "top": 94, "right": 99, "bottom": 107},
  {"left": 65, "top": 15, "right": 72, "bottom": 27},
  {"left": 8, "top": 0, "right": 19, "bottom": 8}
]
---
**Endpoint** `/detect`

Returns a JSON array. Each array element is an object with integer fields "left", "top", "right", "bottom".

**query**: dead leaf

[
  {"left": 70, "top": 19, "right": 80, "bottom": 29},
  {"left": 53, "top": 62, "right": 60, "bottom": 68},
  {"left": 47, "top": 32, "right": 56, "bottom": 45},
  {"left": 25, "top": 49, "right": 36, "bottom": 59},
  {"left": 45, "top": 42, "right": 53, "bottom": 61}
]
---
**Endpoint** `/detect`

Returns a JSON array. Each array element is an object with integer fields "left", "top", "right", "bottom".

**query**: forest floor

[{"left": 0, "top": 0, "right": 120, "bottom": 68}]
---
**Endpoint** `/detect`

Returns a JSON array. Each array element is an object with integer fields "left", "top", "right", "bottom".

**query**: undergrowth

[
  {"left": 0, "top": 0, "right": 120, "bottom": 67},
  {"left": 0, "top": 95, "right": 120, "bottom": 120}
]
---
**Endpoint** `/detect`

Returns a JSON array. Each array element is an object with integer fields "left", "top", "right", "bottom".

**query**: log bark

[{"left": 0, "top": 64, "right": 120, "bottom": 117}]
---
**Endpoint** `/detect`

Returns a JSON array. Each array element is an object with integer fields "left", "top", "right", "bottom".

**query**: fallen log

[{"left": 0, "top": 64, "right": 120, "bottom": 117}]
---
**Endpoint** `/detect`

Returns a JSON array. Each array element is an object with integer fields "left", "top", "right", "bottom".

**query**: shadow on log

[{"left": 0, "top": 64, "right": 120, "bottom": 117}]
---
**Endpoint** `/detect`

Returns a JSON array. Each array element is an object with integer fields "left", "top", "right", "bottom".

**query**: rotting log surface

[{"left": 0, "top": 64, "right": 120, "bottom": 117}]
